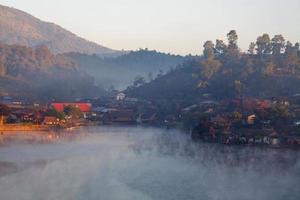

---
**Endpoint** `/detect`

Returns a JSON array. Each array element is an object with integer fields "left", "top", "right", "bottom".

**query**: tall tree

[
  {"left": 215, "top": 39, "right": 227, "bottom": 56},
  {"left": 256, "top": 34, "right": 271, "bottom": 56},
  {"left": 226, "top": 30, "right": 240, "bottom": 60},
  {"left": 271, "top": 35, "right": 285, "bottom": 56},
  {"left": 203, "top": 41, "right": 215, "bottom": 59},
  {"left": 201, "top": 41, "right": 222, "bottom": 79},
  {"left": 227, "top": 30, "right": 238, "bottom": 49},
  {"left": 248, "top": 42, "right": 256, "bottom": 55},
  {"left": 284, "top": 42, "right": 300, "bottom": 74}
]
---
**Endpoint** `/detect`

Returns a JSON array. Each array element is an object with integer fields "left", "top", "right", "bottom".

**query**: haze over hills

[
  {"left": 0, "top": 4, "right": 189, "bottom": 90},
  {"left": 0, "top": 4, "right": 118, "bottom": 55},
  {"left": 0, "top": 43, "right": 106, "bottom": 101},
  {"left": 67, "top": 49, "right": 191, "bottom": 89}
]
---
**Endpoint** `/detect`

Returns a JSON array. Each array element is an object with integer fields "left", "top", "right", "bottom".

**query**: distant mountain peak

[{"left": 0, "top": 4, "right": 118, "bottom": 55}]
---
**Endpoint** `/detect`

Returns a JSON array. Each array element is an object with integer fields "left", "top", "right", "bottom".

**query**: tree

[
  {"left": 271, "top": 35, "right": 285, "bottom": 56},
  {"left": 227, "top": 30, "right": 238, "bottom": 49},
  {"left": 64, "top": 105, "right": 83, "bottom": 119},
  {"left": 232, "top": 111, "right": 242, "bottom": 121},
  {"left": 234, "top": 80, "right": 242, "bottom": 98},
  {"left": 284, "top": 42, "right": 300, "bottom": 74},
  {"left": 256, "top": 34, "right": 271, "bottom": 56},
  {"left": 201, "top": 59, "right": 222, "bottom": 79},
  {"left": 263, "top": 61, "right": 276, "bottom": 75},
  {"left": 286, "top": 41, "right": 293, "bottom": 49},
  {"left": 133, "top": 75, "right": 146, "bottom": 87},
  {"left": 201, "top": 41, "right": 222, "bottom": 79},
  {"left": 45, "top": 108, "right": 65, "bottom": 120},
  {"left": 268, "top": 102, "right": 290, "bottom": 130},
  {"left": 203, "top": 41, "right": 215, "bottom": 59},
  {"left": 226, "top": 30, "right": 240, "bottom": 59},
  {"left": 215, "top": 39, "right": 227, "bottom": 56},
  {"left": 242, "top": 58, "right": 255, "bottom": 77},
  {"left": 248, "top": 42, "right": 256, "bottom": 55}
]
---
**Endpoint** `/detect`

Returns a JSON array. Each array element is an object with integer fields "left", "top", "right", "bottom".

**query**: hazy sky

[{"left": 1, "top": 0, "right": 300, "bottom": 55}]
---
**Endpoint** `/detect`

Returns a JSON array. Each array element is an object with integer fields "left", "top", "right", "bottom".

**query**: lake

[{"left": 0, "top": 126, "right": 299, "bottom": 200}]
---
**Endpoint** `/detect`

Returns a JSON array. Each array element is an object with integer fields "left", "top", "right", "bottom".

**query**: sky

[{"left": 1, "top": 0, "right": 300, "bottom": 55}]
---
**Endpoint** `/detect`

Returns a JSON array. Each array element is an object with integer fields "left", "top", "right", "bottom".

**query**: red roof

[{"left": 51, "top": 103, "right": 91, "bottom": 112}]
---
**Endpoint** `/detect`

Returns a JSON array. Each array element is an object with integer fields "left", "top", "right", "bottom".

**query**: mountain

[
  {"left": 0, "top": 43, "right": 106, "bottom": 101},
  {"left": 0, "top": 4, "right": 117, "bottom": 55},
  {"left": 67, "top": 49, "right": 191, "bottom": 89}
]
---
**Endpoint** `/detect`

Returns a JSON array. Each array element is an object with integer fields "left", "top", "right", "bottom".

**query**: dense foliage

[{"left": 127, "top": 31, "right": 300, "bottom": 102}]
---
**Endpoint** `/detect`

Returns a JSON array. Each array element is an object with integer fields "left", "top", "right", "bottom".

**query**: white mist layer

[{"left": 0, "top": 126, "right": 299, "bottom": 200}]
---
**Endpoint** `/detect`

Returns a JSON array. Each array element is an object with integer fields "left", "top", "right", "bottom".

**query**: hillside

[
  {"left": 0, "top": 4, "right": 117, "bottom": 55},
  {"left": 67, "top": 49, "right": 189, "bottom": 89},
  {"left": 0, "top": 43, "right": 105, "bottom": 101},
  {"left": 126, "top": 31, "right": 300, "bottom": 104}
]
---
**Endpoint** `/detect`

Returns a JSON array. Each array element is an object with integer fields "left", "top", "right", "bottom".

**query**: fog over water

[{"left": 0, "top": 126, "right": 300, "bottom": 200}]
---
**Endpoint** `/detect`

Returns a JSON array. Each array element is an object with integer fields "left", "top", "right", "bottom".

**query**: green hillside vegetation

[{"left": 126, "top": 31, "right": 300, "bottom": 103}]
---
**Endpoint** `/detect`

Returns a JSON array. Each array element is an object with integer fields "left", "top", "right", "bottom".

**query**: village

[
  {"left": 1, "top": 91, "right": 300, "bottom": 148},
  {"left": 188, "top": 94, "right": 300, "bottom": 148},
  {"left": 0, "top": 92, "right": 158, "bottom": 131}
]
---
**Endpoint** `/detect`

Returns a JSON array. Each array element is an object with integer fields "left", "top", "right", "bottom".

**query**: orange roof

[{"left": 51, "top": 103, "right": 91, "bottom": 112}]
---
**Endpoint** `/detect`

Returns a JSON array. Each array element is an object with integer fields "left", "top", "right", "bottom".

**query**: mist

[{"left": 0, "top": 126, "right": 300, "bottom": 200}]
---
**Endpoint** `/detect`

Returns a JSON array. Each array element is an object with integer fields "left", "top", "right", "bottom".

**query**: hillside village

[
  {"left": 1, "top": 9, "right": 300, "bottom": 149},
  {"left": 1, "top": 90, "right": 300, "bottom": 148}
]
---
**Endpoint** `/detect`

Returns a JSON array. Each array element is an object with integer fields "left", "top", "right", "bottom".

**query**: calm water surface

[{"left": 0, "top": 126, "right": 299, "bottom": 200}]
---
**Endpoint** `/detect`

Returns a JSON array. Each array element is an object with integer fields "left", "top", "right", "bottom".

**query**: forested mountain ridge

[
  {"left": 67, "top": 49, "right": 191, "bottom": 89},
  {"left": 126, "top": 31, "right": 300, "bottom": 103},
  {"left": 0, "top": 43, "right": 105, "bottom": 100},
  {"left": 0, "top": 43, "right": 76, "bottom": 77},
  {"left": 0, "top": 4, "right": 117, "bottom": 55}
]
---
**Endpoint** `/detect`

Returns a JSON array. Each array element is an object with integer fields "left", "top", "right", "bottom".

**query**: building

[
  {"left": 51, "top": 103, "right": 92, "bottom": 113},
  {"left": 116, "top": 93, "right": 126, "bottom": 101},
  {"left": 43, "top": 116, "right": 60, "bottom": 125},
  {"left": 11, "top": 109, "right": 35, "bottom": 123}
]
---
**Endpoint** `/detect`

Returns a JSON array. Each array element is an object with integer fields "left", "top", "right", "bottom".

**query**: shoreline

[
  {"left": 0, "top": 124, "right": 51, "bottom": 132},
  {"left": 1, "top": 124, "right": 300, "bottom": 149}
]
